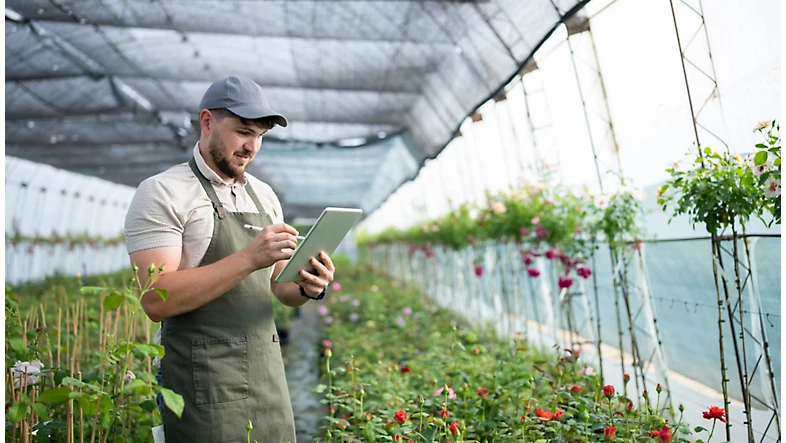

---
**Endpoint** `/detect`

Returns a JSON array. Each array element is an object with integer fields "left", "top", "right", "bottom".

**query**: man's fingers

[
  {"left": 272, "top": 240, "right": 298, "bottom": 251},
  {"left": 269, "top": 232, "right": 298, "bottom": 243},
  {"left": 319, "top": 252, "right": 335, "bottom": 272},
  {"left": 310, "top": 257, "right": 334, "bottom": 282},
  {"left": 266, "top": 223, "right": 299, "bottom": 236}
]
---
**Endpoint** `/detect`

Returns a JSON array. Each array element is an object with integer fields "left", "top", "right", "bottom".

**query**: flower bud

[
  {"left": 148, "top": 262, "right": 156, "bottom": 277},
  {"left": 246, "top": 420, "right": 253, "bottom": 432},
  {"left": 643, "top": 389, "right": 649, "bottom": 398},
  {"left": 679, "top": 404, "right": 685, "bottom": 412},
  {"left": 656, "top": 383, "right": 662, "bottom": 393},
  {"left": 623, "top": 373, "right": 630, "bottom": 384},
  {"left": 325, "top": 348, "right": 332, "bottom": 358}
]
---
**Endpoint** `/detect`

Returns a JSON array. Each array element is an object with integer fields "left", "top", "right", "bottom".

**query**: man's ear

[{"left": 198, "top": 109, "right": 214, "bottom": 136}]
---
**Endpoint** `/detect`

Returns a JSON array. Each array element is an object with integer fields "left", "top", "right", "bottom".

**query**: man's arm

[
  {"left": 270, "top": 251, "right": 335, "bottom": 307},
  {"left": 132, "top": 223, "right": 299, "bottom": 322}
]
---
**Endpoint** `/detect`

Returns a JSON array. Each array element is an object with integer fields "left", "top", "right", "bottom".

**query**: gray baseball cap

[{"left": 199, "top": 75, "right": 288, "bottom": 127}]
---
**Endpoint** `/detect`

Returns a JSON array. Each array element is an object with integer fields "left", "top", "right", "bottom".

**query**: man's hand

[
  {"left": 297, "top": 251, "right": 335, "bottom": 297},
  {"left": 241, "top": 223, "right": 300, "bottom": 270}
]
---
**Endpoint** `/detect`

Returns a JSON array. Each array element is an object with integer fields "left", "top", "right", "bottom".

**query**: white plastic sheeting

[
  {"left": 359, "top": 0, "right": 781, "bottom": 236},
  {"left": 5, "top": 156, "right": 135, "bottom": 284}
]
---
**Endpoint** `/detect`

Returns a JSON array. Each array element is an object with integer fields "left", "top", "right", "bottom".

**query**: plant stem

[{"left": 707, "top": 418, "right": 717, "bottom": 443}]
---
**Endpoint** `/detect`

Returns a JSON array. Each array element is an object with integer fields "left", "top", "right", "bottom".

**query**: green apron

[{"left": 161, "top": 158, "right": 296, "bottom": 443}]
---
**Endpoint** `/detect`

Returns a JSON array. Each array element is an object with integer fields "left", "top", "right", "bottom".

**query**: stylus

[{"left": 243, "top": 224, "right": 305, "bottom": 241}]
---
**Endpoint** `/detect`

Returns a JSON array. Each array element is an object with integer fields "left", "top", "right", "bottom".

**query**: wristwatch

[{"left": 299, "top": 285, "right": 326, "bottom": 300}]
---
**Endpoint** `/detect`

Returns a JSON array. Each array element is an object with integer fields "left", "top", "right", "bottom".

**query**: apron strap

[
  {"left": 244, "top": 182, "right": 266, "bottom": 215},
  {"left": 188, "top": 157, "right": 227, "bottom": 219}
]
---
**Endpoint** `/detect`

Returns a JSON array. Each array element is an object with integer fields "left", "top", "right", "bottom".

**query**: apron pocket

[{"left": 192, "top": 336, "right": 249, "bottom": 405}]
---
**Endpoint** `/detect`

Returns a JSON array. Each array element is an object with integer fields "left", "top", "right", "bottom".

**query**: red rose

[
  {"left": 603, "top": 385, "right": 615, "bottom": 398},
  {"left": 623, "top": 373, "right": 630, "bottom": 383},
  {"left": 474, "top": 264, "right": 484, "bottom": 277},
  {"left": 394, "top": 434, "right": 401, "bottom": 442},
  {"left": 656, "top": 383, "right": 662, "bottom": 393},
  {"left": 545, "top": 249, "right": 558, "bottom": 260},
  {"left": 604, "top": 425, "right": 616, "bottom": 440},
  {"left": 650, "top": 430, "right": 661, "bottom": 437},
  {"left": 477, "top": 387, "right": 489, "bottom": 398},
  {"left": 702, "top": 406, "right": 727, "bottom": 423},
  {"left": 558, "top": 275, "right": 574, "bottom": 289},
  {"left": 394, "top": 410, "right": 407, "bottom": 424},
  {"left": 553, "top": 409, "right": 564, "bottom": 420},
  {"left": 520, "top": 414, "right": 526, "bottom": 423},
  {"left": 440, "top": 409, "right": 449, "bottom": 419},
  {"left": 570, "top": 383, "right": 584, "bottom": 393},
  {"left": 659, "top": 425, "right": 673, "bottom": 443},
  {"left": 400, "top": 366, "right": 411, "bottom": 373},
  {"left": 527, "top": 268, "right": 541, "bottom": 277},
  {"left": 473, "top": 347, "right": 481, "bottom": 354},
  {"left": 448, "top": 422, "right": 460, "bottom": 435},
  {"left": 535, "top": 408, "right": 553, "bottom": 421}
]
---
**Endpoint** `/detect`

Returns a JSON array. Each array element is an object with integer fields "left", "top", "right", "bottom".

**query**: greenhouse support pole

[
  {"left": 635, "top": 246, "right": 675, "bottom": 414},
  {"left": 710, "top": 234, "right": 733, "bottom": 442},
  {"left": 742, "top": 236, "right": 781, "bottom": 438},
  {"left": 590, "top": 251, "right": 605, "bottom": 382},
  {"left": 730, "top": 225, "right": 754, "bottom": 442}
]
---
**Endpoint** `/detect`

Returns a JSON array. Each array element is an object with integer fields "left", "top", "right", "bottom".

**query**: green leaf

[
  {"left": 155, "top": 288, "right": 170, "bottom": 302},
  {"left": 103, "top": 292, "right": 125, "bottom": 311},
  {"left": 54, "top": 370, "right": 68, "bottom": 386},
  {"left": 140, "top": 399, "right": 157, "bottom": 413},
  {"left": 160, "top": 387, "right": 184, "bottom": 418},
  {"left": 704, "top": 147, "right": 712, "bottom": 156},
  {"left": 314, "top": 384, "right": 328, "bottom": 393},
  {"left": 124, "top": 292, "right": 140, "bottom": 305},
  {"left": 80, "top": 286, "right": 108, "bottom": 296},
  {"left": 8, "top": 401, "right": 28, "bottom": 423},
  {"left": 79, "top": 395, "right": 97, "bottom": 417},
  {"left": 61, "top": 377, "right": 86, "bottom": 388},
  {"left": 754, "top": 151, "right": 768, "bottom": 166},
  {"left": 694, "top": 426, "right": 708, "bottom": 433},
  {"left": 32, "top": 402, "right": 52, "bottom": 421},
  {"left": 775, "top": 158, "right": 781, "bottom": 167},
  {"left": 37, "top": 387, "right": 73, "bottom": 404},
  {"left": 134, "top": 343, "right": 157, "bottom": 358},
  {"left": 755, "top": 143, "right": 768, "bottom": 149},
  {"left": 9, "top": 337, "right": 27, "bottom": 356},
  {"left": 123, "top": 379, "right": 148, "bottom": 392},
  {"left": 419, "top": 424, "right": 438, "bottom": 443}
]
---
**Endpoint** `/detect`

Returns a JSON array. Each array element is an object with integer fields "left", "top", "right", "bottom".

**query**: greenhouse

[{"left": 4, "top": 0, "right": 781, "bottom": 442}]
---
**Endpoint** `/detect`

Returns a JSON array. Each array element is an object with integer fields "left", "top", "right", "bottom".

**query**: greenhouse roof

[{"left": 5, "top": 0, "right": 586, "bottom": 219}]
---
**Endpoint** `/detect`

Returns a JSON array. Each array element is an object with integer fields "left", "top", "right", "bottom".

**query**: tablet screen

[{"left": 274, "top": 207, "right": 363, "bottom": 283}]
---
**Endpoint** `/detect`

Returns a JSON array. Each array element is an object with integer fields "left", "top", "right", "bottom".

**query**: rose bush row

[{"left": 314, "top": 264, "right": 718, "bottom": 442}]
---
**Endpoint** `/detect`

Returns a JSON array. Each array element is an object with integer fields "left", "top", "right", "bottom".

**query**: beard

[{"left": 208, "top": 134, "right": 247, "bottom": 180}]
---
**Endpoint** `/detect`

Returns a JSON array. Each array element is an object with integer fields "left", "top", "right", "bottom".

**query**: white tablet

[{"left": 274, "top": 207, "right": 363, "bottom": 283}]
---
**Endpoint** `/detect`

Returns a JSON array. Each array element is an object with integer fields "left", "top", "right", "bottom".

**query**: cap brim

[{"left": 228, "top": 104, "right": 288, "bottom": 127}]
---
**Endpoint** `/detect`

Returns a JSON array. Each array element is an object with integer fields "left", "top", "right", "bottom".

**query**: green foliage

[
  {"left": 316, "top": 264, "right": 693, "bottom": 442},
  {"left": 659, "top": 121, "right": 781, "bottom": 232},
  {"left": 356, "top": 173, "right": 645, "bottom": 261},
  {"left": 5, "top": 266, "right": 183, "bottom": 442}
]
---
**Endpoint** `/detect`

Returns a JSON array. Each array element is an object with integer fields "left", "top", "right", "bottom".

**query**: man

[{"left": 124, "top": 75, "right": 333, "bottom": 442}]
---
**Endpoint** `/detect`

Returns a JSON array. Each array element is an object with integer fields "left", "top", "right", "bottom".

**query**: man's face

[{"left": 207, "top": 114, "right": 268, "bottom": 180}]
